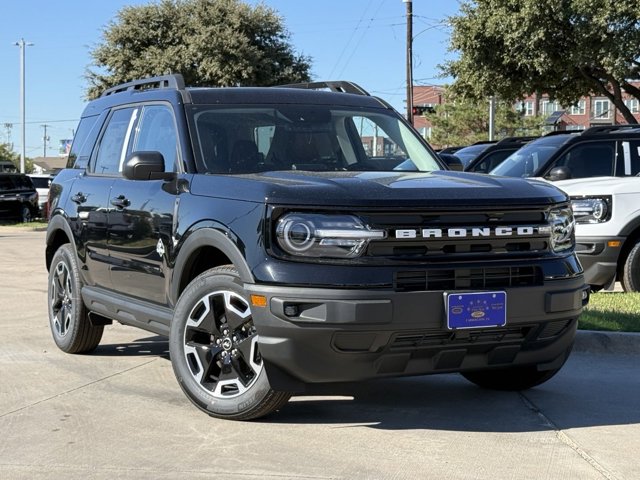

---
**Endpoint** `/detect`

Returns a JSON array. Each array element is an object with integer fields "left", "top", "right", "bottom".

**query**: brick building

[{"left": 411, "top": 83, "right": 640, "bottom": 137}]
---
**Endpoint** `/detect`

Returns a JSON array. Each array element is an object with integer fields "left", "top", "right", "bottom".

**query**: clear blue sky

[{"left": 0, "top": 0, "right": 460, "bottom": 158}]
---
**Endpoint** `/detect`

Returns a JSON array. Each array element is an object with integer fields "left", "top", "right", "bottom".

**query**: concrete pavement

[{"left": 1, "top": 227, "right": 639, "bottom": 480}]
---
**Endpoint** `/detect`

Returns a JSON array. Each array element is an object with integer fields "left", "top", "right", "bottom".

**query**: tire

[
  {"left": 21, "top": 206, "right": 32, "bottom": 223},
  {"left": 621, "top": 240, "right": 640, "bottom": 292},
  {"left": 48, "top": 244, "right": 104, "bottom": 353},
  {"left": 169, "top": 265, "right": 291, "bottom": 420},
  {"left": 462, "top": 366, "right": 562, "bottom": 391},
  {"left": 461, "top": 343, "right": 572, "bottom": 391}
]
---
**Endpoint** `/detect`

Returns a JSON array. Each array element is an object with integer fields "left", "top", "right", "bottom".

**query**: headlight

[
  {"left": 571, "top": 196, "right": 611, "bottom": 224},
  {"left": 548, "top": 207, "right": 575, "bottom": 252},
  {"left": 275, "top": 213, "right": 386, "bottom": 258}
]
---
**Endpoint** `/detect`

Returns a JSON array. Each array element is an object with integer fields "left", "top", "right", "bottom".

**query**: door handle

[
  {"left": 110, "top": 195, "right": 130, "bottom": 209},
  {"left": 71, "top": 192, "right": 87, "bottom": 204}
]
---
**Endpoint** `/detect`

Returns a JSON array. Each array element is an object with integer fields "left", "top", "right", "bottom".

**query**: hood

[
  {"left": 556, "top": 176, "right": 640, "bottom": 196},
  {"left": 189, "top": 170, "right": 568, "bottom": 208}
]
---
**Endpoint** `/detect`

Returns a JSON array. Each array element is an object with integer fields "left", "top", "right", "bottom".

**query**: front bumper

[
  {"left": 246, "top": 276, "right": 588, "bottom": 390},
  {"left": 575, "top": 236, "right": 624, "bottom": 289}
]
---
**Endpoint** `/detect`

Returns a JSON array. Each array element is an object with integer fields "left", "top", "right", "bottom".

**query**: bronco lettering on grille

[{"left": 394, "top": 226, "right": 537, "bottom": 239}]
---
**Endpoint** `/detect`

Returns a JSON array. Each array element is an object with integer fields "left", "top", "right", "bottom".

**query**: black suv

[
  {"left": 491, "top": 126, "right": 640, "bottom": 180},
  {"left": 46, "top": 75, "right": 587, "bottom": 420},
  {"left": 0, "top": 173, "right": 39, "bottom": 222},
  {"left": 465, "top": 136, "right": 538, "bottom": 173}
]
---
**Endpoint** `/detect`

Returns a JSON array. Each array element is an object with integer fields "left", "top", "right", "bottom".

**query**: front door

[{"left": 107, "top": 104, "right": 181, "bottom": 306}]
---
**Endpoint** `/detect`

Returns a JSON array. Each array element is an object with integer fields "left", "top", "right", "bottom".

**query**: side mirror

[
  {"left": 123, "top": 151, "right": 168, "bottom": 180},
  {"left": 439, "top": 153, "right": 464, "bottom": 172},
  {"left": 547, "top": 166, "right": 571, "bottom": 181}
]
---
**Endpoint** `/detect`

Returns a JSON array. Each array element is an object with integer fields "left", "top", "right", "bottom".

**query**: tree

[
  {"left": 87, "top": 0, "right": 311, "bottom": 99},
  {"left": 0, "top": 143, "right": 34, "bottom": 173},
  {"left": 444, "top": 0, "right": 640, "bottom": 124},
  {"left": 423, "top": 89, "right": 545, "bottom": 148}
]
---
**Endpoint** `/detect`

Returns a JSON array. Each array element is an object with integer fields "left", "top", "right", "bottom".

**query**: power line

[
  {"left": 337, "top": 0, "right": 387, "bottom": 78},
  {"left": 328, "top": 0, "right": 374, "bottom": 78}
]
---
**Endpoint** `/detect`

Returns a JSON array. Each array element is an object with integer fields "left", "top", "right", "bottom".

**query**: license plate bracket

[{"left": 445, "top": 291, "right": 507, "bottom": 330}]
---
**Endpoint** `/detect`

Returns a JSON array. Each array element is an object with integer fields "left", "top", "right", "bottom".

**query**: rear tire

[
  {"left": 169, "top": 265, "right": 291, "bottom": 420},
  {"left": 48, "top": 244, "right": 104, "bottom": 353},
  {"left": 621, "top": 241, "right": 640, "bottom": 292}
]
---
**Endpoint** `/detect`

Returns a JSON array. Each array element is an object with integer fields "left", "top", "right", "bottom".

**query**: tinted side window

[
  {"left": 92, "top": 108, "right": 137, "bottom": 175},
  {"left": 473, "top": 150, "right": 512, "bottom": 173},
  {"left": 133, "top": 105, "right": 178, "bottom": 172},
  {"left": 554, "top": 142, "right": 615, "bottom": 178},
  {"left": 68, "top": 115, "right": 100, "bottom": 169}
]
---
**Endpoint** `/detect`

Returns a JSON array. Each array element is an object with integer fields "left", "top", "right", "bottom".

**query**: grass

[{"left": 579, "top": 291, "right": 640, "bottom": 332}]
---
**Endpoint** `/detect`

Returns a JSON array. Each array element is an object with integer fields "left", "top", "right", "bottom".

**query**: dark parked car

[
  {"left": 465, "top": 136, "right": 538, "bottom": 173},
  {"left": 490, "top": 126, "right": 640, "bottom": 180},
  {"left": 452, "top": 141, "right": 497, "bottom": 168},
  {"left": 0, "top": 173, "right": 39, "bottom": 222}
]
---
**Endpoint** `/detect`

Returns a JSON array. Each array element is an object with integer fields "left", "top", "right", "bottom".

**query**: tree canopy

[
  {"left": 87, "top": 0, "right": 311, "bottom": 99},
  {"left": 444, "top": 0, "right": 640, "bottom": 123},
  {"left": 423, "top": 89, "right": 544, "bottom": 148}
]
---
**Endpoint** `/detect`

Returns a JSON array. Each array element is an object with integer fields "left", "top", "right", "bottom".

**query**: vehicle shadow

[
  {"left": 90, "top": 337, "right": 640, "bottom": 433},
  {"left": 267, "top": 354, "right": 640, "bottom": 433},
  {"left": 93, "top": 335, "right": 170, "bottom": 359}
]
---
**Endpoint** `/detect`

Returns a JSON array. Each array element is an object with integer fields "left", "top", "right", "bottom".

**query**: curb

[{"left": 574, "top": 330, "right": 640, "bottom": 355}]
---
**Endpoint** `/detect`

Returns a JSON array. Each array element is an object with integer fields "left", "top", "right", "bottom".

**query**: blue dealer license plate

[{"left": 446, "top": 291, "right": 507, "bottom": 330}]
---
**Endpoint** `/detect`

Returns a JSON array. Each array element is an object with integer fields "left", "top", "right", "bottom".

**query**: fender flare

[
  {"left": 45, "top": 214, "right": 78, "bottom": 268},
  {"left": 171, "top": 227, "right": 254, "bottom": 304}
]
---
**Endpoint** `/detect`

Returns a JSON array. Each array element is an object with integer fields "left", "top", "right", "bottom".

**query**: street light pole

[
  {"left": 14, "top": 38, "right": 33, "bottom": 174},
  {"left": 404, "top": 0, "right": 413, "bottom": 125}
]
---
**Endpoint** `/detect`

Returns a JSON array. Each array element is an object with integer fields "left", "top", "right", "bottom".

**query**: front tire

[
  {"left": 169, "top": 265, "right": 290, "bottom": 420},
  {"left": 48, "top": 244, "right": 104, "bottom": 353},
  {"left": 621, "top": 241, "right": 640, "bottom": 292}
]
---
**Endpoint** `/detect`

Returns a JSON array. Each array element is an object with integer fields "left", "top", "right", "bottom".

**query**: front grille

[
  {"left": 359, "top": 207, "right": 551, "bottom": 260},
  {"left": 394, "top": 266, "right": 542, "bottom": 291}
]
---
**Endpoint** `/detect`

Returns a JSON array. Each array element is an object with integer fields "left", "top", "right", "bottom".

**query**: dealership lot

[{"left": 1, "top": 227, "right": 639, "bottom": 480}]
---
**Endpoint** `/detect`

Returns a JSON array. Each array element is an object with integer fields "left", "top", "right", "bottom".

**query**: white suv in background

[
  {"left": 558, "top": 177, "right": 640, "bottom": 292},
  {"left": 27, "top": 174, "right": 54, "bottom": 216}
]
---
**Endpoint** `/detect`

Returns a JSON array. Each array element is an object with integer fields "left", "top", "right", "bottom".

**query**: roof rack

[
  {"left": 101, "top": 74, "right": 185, "bottom": 97},
  {"left": 471, "top": 140, "right": 497, "bottom": 145},
  {"left": 276, "top": 81, "right": 370, "bottom": 96},
  {"left": 495, "top": 135, "right": 538, "bottom": 145},
  {"left": 581, "top": 125, "right": 640, "bottom": 136},
  {"left": 543, "top": 130, "right": 576, "bottom": 137}
]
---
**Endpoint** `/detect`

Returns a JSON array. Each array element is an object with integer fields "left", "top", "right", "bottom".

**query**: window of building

[
  {"left": 593, "top": 99, "right": 611, "bottom": 120},
  {"left": 624, "top": 99, "right": 639, "bottom": 114},
  {"left": 540, "top": 99, "right": 560, "bottom": 116},
  {"left": 570, "top": 100, "right": 586, "bottom": 115}
]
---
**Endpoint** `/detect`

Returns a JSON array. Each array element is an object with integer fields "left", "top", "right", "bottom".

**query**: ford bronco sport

[{"left": 45, "top": 75, "right": 587, "bottom": 420}]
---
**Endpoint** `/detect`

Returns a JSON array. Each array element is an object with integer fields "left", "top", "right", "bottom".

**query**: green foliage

[
  {"left": 423, "top": 89, "right": 544, "bottom": 147},
  {"left": 87, "top": 0, "right": 311, "bottom": 99},
  {"left": 0, "top": 143, "right": 19, "bottom": 164},
  {"left": 445, "top": 0, "right": 640, "bottom": 124},
  {"left": 0, "top": 144, "right": 34, "bottom": 173}
]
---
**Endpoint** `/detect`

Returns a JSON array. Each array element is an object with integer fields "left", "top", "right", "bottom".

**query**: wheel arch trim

[
  {"left": 45, "top": 214, "right": 77, "bottom": 271},
  {"left": 171, "top": 226, "right": 254, "bottom": 304}
]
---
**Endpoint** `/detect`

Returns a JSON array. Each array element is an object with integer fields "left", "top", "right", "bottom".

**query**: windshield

[
  {"left": 453, "top": 144, "right": 493, "bottom": 167},
  {"left": 189, "top": 105, "right": 442, "bottom": 174},
  {"left": 490, "top": 136, "right": 571, "bottom": 177}
]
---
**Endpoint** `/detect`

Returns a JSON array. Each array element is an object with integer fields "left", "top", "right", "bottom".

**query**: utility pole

[
  {"left": 404, "top": 0, "right": 413, "bottom": 126},
  {"left": 41, "top": 124, "right": 50, "bottom": 158},
  {"left": 14, "top": 38, "right": 34, "bottom": 174}
]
